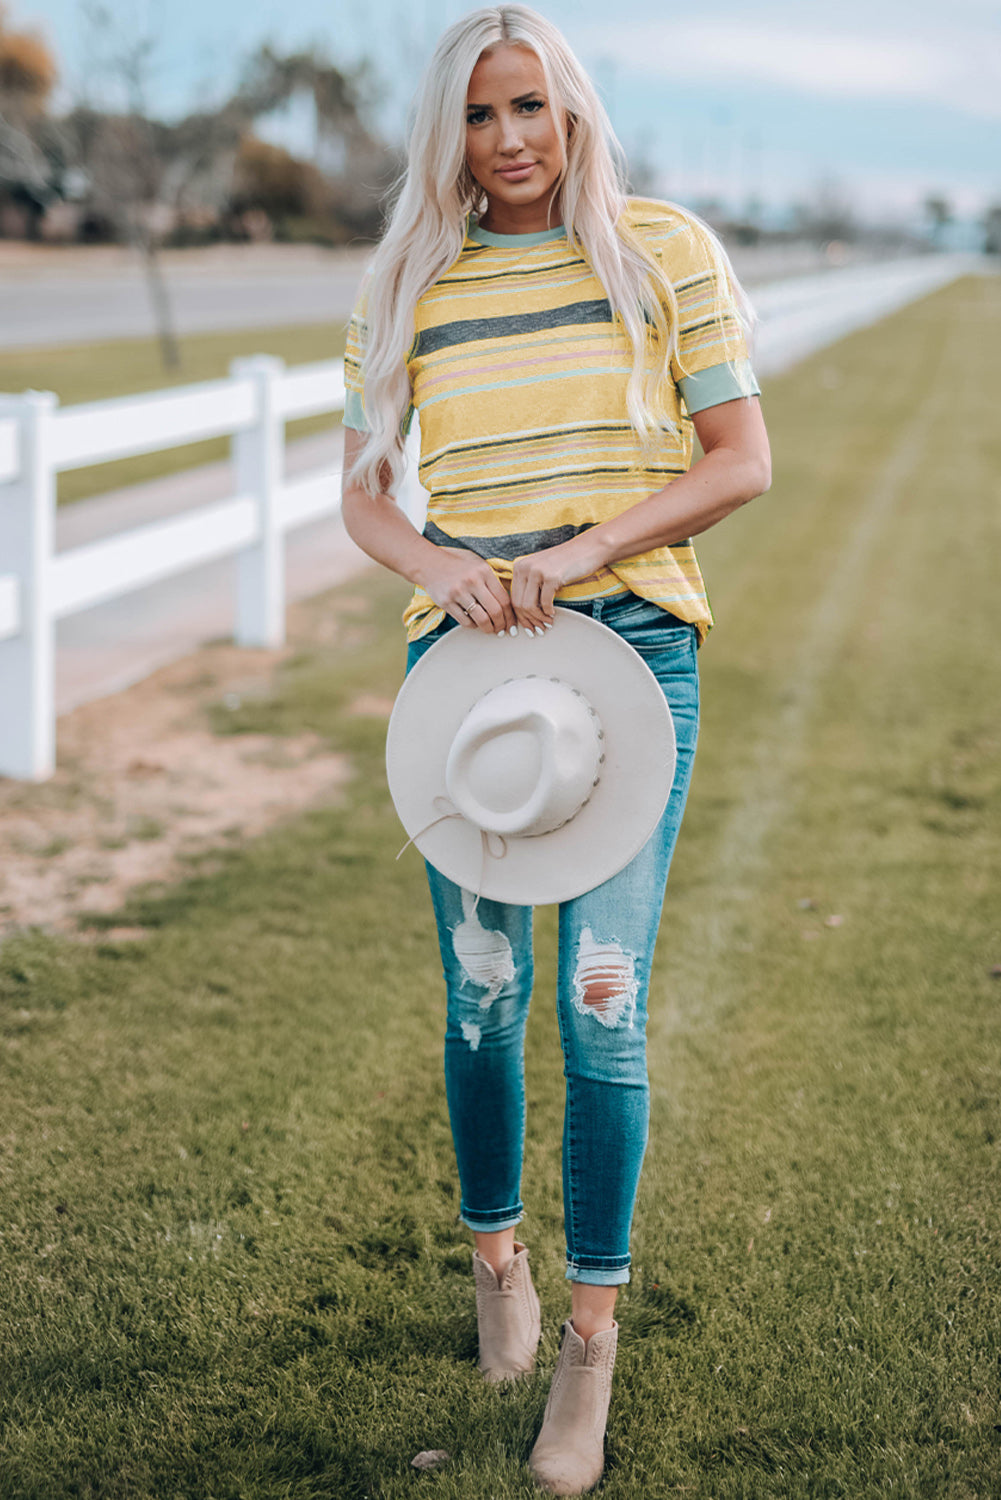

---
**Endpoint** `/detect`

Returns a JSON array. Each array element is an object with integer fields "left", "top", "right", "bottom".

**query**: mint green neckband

[{"left": 467, "top": 220, "right": 566, "bottom": 247}]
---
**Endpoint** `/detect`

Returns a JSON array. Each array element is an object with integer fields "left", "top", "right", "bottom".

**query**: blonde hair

[{"left": 350, "top": 3, "right": 753, "bottom": 496}]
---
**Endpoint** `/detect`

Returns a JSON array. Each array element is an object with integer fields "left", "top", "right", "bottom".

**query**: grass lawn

[
  {"left": 0, "top": 322, "right": 349, "bottom": 508},
  {"left": 1, "top": 275, "right": 999, "bottom": 1499}
]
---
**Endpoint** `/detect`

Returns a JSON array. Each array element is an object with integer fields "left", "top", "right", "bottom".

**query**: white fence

[{"left": 0, "top": 355, "right": 385, "bottom": 782}]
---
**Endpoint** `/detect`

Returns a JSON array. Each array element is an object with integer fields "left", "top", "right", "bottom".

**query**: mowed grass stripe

[
  {"left": 0, "top": 276, "right": 998, "bottom": 1498},
  {"left": 699, "top": 355, "right": 940, "bottom": 950},
  {"left": 632, "top": 276, "right": 1000, "bottom": 1495},
  {"left": 677, "top": 277, "right": 965, "bottom": 988}
]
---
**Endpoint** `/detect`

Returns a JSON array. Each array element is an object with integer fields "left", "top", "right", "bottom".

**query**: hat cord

[{"left": 396, "top": 794, "right": 508, "bottom": 913}]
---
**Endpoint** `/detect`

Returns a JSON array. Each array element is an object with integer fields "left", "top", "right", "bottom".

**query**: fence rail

[{"left": 0, "top": 355, "right": 388, "bottom": 782}]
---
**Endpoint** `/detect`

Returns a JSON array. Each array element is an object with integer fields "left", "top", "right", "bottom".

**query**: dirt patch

[
  {"left": 0, "top": 623, "right": 352, "bottom": 941},
  {"left": 348, "top": 693, "right": 395, "bottom": 718}
]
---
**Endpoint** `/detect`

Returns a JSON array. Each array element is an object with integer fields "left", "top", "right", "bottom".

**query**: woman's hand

[
  {"left": 342, "top": 427, "right": 513, "bottom": 635},
  {"left": 510, "top": 397, "right": 771, "bottom": 629},
  {"left": 417, "top": 545, "right": 518, "bottom": 635},
  {"left": 509, "top": 534, "right": 604, "bottom": 631}
]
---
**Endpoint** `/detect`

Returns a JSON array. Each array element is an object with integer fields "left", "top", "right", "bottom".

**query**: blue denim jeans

[{"left": 405, "top": 593, "right": 700, "bottom": 1285}]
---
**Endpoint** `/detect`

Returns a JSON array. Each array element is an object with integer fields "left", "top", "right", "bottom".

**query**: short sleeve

[
  {"left": 660, "top": 213, "right": 760, "bottom": 409},
  {"left": 343, "top": 274, "right": 371, "bottom": 432},
  {"left": 342, "top": 270, "right": 415, "bottom": 436}
]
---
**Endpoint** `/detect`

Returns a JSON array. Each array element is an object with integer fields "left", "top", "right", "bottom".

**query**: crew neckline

[{"left": 467, "top": 219, "right": 566, "bottom": 247}]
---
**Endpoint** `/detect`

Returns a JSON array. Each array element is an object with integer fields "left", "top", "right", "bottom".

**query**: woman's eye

[
  {"left": 466, "top": 109, "right": 489, "bottom": 126},
  {"left": 519, "top": 99, "right": 544, "bottom": 114}
]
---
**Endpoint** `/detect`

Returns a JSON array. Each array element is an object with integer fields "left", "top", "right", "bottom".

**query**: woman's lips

[{"left": 496, "top": 162, "right": 536, "bottom": 180}]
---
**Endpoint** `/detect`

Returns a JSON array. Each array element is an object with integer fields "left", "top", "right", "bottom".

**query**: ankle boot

[
  {"left": 529, "top": 1320, "right": 618, "bottom": 1495},
  {"left": 472, "top": 1242, "right": 542, "bottom": 1382}
]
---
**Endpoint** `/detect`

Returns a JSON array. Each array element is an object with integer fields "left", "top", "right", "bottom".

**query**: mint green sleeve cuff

[
  {"left": 678, "top": 357, "right": 760, "bottom": 414},
  {"left": 343, "top": 387, "right": 369, "bottom": 431},
  {"left": 344, "top": 388, "right": 416, "bottom": 437}
]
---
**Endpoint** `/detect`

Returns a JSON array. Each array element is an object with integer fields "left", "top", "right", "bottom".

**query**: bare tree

[
  {"left": 792, "top": 177, "right": 858, "bottom": 246},
  {"left": 625, "top": 131, "right": 661, "bottom": 201},
  {"left": 923, "top": 194, "right": 951, "bottom": 247},
  {"left": 71, "top": 3, "right": 185, "bottom": 368},
  {"left": 984, "top": 204, "right": 1001, "bottom": 257}
]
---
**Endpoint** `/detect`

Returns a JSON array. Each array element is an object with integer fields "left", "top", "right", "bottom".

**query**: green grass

[
  {"left": 1, "top": 275, "right": 1000, "bottom": 1498},
  {"left": 0, "top": 321, "right": 349, "bottom": 507}
]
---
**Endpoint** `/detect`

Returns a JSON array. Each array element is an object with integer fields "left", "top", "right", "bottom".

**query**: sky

[{"left": 7, "top": 0, "right": 1000, "bottom": 225}]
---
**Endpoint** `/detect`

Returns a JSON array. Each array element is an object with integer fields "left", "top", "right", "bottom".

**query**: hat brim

[{"left": 386, "top": 608, "right": 677, "bottom": 905}]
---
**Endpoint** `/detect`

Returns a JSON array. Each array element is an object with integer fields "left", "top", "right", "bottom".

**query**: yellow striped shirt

[{"left": 344, "top": 198, "right": 758, "bottom": 642}]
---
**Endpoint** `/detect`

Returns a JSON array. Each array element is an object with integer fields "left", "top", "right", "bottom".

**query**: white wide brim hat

[{"left": 386, "top": 608, "right": 676, "bottom": 905}]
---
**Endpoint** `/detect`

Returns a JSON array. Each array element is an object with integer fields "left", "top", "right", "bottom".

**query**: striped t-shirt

[{"left": 343, "top": 198, "right": 759, "bottom": 642}]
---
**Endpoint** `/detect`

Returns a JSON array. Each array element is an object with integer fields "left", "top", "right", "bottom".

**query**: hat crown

[{"left": 445, "top": 677, "right": 602, "bottom": 838}]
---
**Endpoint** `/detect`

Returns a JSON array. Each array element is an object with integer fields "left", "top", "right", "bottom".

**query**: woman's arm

[
  {"left": 508, "top": 395, "right": 771, "bottom": 629},
  {"left": 341, "top": 426, "right": 517, "bottom": 634}
]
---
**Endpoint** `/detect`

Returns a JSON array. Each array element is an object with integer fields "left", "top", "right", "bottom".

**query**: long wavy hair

[{"left": 349, "top": 3, "right": 754, "bottom": 496}]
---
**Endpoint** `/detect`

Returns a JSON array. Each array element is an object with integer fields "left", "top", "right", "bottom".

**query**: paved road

[
  {"left": 49, "top": 253, "right": 981, "bottom": 715},
  {"left": 0, "top": 247, "right": 370, "bottom": 350}
]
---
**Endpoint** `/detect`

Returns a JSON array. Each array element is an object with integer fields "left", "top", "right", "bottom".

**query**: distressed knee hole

[
  {"left": 451, "top": 890, "right": 516, "bottom": 1010},
  {"left": 460, "top": 1020, "right": 482, "bottom": 1051},
  {"left": 572, "top": 927, "right": 638, "bottom": 1029}
]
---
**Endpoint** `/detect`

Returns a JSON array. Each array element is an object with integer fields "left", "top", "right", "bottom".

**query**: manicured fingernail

[{"left": 509, "top": 626, "right": 518, "bottom": 636}]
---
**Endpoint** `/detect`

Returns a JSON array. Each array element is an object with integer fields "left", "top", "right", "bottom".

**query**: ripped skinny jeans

[{"left": 405, "top": 593, "right": 700, "bottom": 1286}]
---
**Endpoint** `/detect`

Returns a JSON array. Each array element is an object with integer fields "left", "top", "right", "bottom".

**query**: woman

[{"left": 341, "top": 6, "right": 770, "bottom": 1493}]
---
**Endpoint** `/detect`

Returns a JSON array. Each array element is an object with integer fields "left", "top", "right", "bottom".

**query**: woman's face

[{"left": 465, "top": 44, "right": 567, "bottom": 234}]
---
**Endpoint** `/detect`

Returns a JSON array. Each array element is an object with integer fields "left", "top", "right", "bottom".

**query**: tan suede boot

[
  {"left": 472, "top": 1242, "right": 542, "bottom": 1382},
  {"left": 529, "top": 1320, "right": 618, "bottom": 1496}
]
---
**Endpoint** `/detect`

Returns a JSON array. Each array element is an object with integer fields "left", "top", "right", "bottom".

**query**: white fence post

[
  {"left": 230, "top": 355, "right": 285, "bottom": 647},
  {"left": 0, "top": 390, "right": 57, "bottom": 781}
]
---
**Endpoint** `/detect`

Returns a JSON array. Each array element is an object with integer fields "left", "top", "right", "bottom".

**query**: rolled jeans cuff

[
  {"left": 460, "top": 1201, "right": 524, "bottom": 1233},
  {"left": 565, "top": 1256, "right": 631, "bottom": 1286}
]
